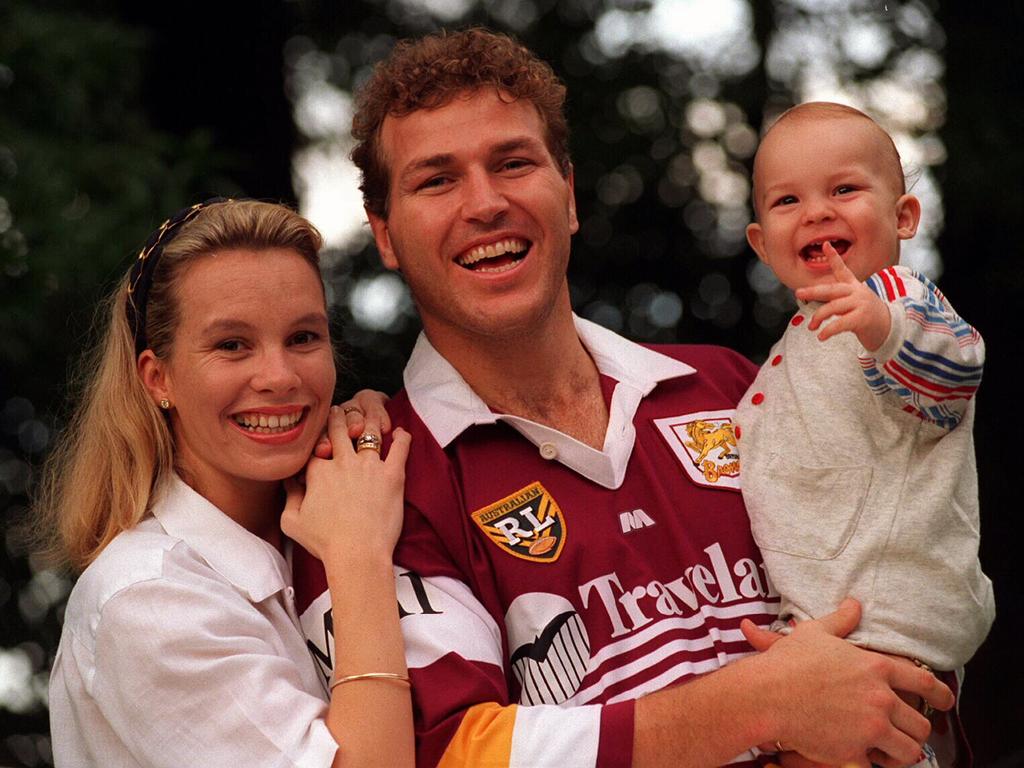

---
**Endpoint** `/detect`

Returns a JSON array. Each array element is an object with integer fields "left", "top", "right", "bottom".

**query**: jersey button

[
  {"left": 539, "top": 442, "right": 558, "bottom": 460},
  {"left": 791, "top": 314, "right": 804, "bottom": 327},
  {"left": 751, "top": 392, "right": 765, "bottom": 406},
  {"left": 771, "top": 354, "right": 783, "bottom": 366}
]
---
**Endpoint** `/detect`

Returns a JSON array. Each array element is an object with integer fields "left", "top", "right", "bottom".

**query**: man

[{"left": 294, "top": 28, "right": 952, "bottom": 768}]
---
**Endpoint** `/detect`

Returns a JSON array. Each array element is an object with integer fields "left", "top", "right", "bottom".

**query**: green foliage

[
  {"left": 0, "top": 3, "right": 222, "bottom": 400},
  {"left": 1, "top": 6, "right": 233, "bottom": 764}
]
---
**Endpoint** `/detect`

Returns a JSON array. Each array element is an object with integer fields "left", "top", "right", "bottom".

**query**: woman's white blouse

[{"left": 49, "top": 475, "right": 338, "bottom": 767}]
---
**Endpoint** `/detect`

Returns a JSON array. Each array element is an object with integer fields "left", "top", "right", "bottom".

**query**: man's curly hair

[{"left": 351, "top": 28, "right": 570, "bottom": 219}]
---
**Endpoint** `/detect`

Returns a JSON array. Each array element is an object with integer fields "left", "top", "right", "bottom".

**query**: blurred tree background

[{"left": 1, "top": 0, "right": 1019, "bottom": 765}]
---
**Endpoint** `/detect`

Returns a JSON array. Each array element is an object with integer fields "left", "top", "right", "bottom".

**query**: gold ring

[
  {"left": 912, "top": 659, "right": 936, "bottom": 718},
  {"left": 343, "top": 406, "right": 363, "bottom": 415},
  {"left": 355, "top": 433, "right": 382, "bottom": 453}
]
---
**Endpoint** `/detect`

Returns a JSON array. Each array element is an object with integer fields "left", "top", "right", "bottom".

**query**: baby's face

[{"left": 746, "top": 116, "right": 919, "bottom": 292}]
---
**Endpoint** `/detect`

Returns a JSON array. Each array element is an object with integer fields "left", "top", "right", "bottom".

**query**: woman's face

[{"left": 143, "top": 247, "right": 335, "bottom": 504}]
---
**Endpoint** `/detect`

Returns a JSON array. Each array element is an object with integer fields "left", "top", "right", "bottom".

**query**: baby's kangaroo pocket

[{"left": 749, "top": 463, "right": 872, "bottom": 560}]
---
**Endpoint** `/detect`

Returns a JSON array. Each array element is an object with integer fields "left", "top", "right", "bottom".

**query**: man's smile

[{"left": 456, "top": 238, "right": 531, "bottom": 272}]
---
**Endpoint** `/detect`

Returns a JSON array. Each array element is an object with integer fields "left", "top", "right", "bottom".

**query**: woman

[{"left": 36, "top": 199, "right": 414, "bottom": 767}]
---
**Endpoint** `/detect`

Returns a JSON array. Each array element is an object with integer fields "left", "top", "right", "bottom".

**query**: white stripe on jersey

[
  {"left": 399, "top": 571, "right": 504, "bottom": 670},
  {"left": 300, "top": 570, "right": 505, "bottom": 679},
  {"left": 573, "top": 645, "right": 755, "bottom": 706},
  {"left": 510, "top": 702, "right": 602, "bottom": 768},
  {"left": 602, "top": 651, "right": 756, "bottom": 705},
  {"left": 586, "top": 600, "right": 776, "bottom": 670}
]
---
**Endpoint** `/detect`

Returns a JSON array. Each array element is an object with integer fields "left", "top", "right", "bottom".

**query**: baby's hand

[{"left": 795, "top": 243, "right": 891, "bottom": 352}]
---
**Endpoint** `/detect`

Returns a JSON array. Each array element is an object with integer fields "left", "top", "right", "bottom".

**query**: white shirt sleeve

[{"left": 51, "top": 550, "right": 338, "bottom": 768}]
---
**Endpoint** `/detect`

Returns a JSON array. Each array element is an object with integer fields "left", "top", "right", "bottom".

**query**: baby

[{"left": 737, "top": 102, "right": 995, "bottom": 764}]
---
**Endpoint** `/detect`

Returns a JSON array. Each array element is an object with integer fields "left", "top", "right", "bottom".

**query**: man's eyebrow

[
  {"left": 399, "top": 153, "right": 457, "bottom": 182},
  {"left": 398, "top": 137, "right": 548, "bottom": 182},
  {"left": 492, "top": 137, "right": 546, "bottom": 155}
]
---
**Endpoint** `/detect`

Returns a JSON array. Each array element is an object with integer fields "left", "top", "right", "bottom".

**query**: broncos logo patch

[
  {"left": 653, "top": 409, "right": 741, "bottom": 491},
  {"left": 471, "top": 482, "right": 566, "bottom": 563}
]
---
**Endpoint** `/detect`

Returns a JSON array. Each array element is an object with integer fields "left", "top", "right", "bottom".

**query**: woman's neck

[{"left": 175, "top": 465, "right": 284, "bottom": 549}]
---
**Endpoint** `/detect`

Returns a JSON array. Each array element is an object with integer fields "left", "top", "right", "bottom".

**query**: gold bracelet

[{"left": 329, "top": 672, "right": 410, "bottom": 692}]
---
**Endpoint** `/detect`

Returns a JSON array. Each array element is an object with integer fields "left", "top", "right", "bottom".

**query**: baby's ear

[
  {"left": 895, "top": 194, "right": 922, "bottom": 240},
  {"left": 746, "top": 222, "right": 768, "bottom": 262}
]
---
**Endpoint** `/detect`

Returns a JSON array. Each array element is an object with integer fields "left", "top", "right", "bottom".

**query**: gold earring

[{"left": 159, "top": 398, "right": 171, "bottom": 410}]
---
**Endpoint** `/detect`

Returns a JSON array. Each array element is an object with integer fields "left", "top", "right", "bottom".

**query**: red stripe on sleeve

[
  {"left": 878, "top": 269, "right": 897, "bottom": 301},
  {"left": 887, "top": 267, "right": 908, "bottom": 298},
  {"left": 884, "top": 360, "right": 978, "bottom": 399}
]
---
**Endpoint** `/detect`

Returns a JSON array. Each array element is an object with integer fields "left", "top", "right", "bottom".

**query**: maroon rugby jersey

[{"left": 294, "top": 320, "right": 778, "bottom": 768}]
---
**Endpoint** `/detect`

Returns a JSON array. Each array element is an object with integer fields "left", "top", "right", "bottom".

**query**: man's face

[
  {"left": 366, "top": 89, "right": 578, "bottom": 348},
  {"left": 746, "top": 116, "right": 919, "bottom": 292}
]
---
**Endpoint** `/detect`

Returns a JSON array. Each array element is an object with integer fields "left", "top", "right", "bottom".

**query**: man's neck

[{"left": 424, "top": 309, "right": 610, "bottom": 449}]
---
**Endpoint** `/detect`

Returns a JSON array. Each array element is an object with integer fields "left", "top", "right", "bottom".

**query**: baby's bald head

[{"left": 751, "top": 102, "right": 906, "bottom": 219}]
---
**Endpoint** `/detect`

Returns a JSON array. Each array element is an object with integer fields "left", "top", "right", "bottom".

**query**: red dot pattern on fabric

[
  {"left": 751, "top": 392, "right": 765, "bottom": 405},
  {"left": 791, "top": 314, "right": 804, "bottom": 327},
  {"left": 735, "top": 425, "right": 742, "bottom": 439},
  {"left": 771, "top": 355, "right": 782, "bottom": 366}
]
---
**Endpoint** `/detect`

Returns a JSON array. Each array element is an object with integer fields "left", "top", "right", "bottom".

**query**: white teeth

[
  {"left": 458, "top": 238, "right": 528, "bottom": 266},
  {"left": 476, "top": 261, "right": 521, "bottom": 274},
  {"left": 802, "top": 239, "right": 845, "bottom": 262},
  {"left": 233, "top": 410, "right": 303, "bottom": 433}
]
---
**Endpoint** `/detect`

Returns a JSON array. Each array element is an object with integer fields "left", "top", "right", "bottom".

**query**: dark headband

[{"left": 126, "top": 198, "right": 228, "bottom": 355}]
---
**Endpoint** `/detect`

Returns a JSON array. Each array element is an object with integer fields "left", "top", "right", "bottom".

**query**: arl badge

[
  {"left": 653, "top": 409, "right": 741, "bottom": 491},
  {"left": 471, "top": 482, "right": 566, "bottom": 563}
]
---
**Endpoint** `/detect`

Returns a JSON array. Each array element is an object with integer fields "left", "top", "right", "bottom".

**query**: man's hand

[
  {"left": 741, "top": 599, "right": 953, "bottom": 768},
  {"left": 795, "top": 243, "right": 891, "bottom": 352}
]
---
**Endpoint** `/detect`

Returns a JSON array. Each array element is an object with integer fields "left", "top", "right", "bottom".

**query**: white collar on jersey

[{"left": 403, "top": 314, "right": 696, "bottom": 490}]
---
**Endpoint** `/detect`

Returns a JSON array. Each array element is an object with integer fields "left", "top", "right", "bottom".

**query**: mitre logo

[
  {"left": 653, "top": 409, "right": 741, "bottom": 491},
  {"left": 471, "top": 482, "right": 566, "bottom": 563}
]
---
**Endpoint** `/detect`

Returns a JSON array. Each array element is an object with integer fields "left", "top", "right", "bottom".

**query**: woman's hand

[
  {"left": 282, "top": 405, "right": 411, "bottom": 564},
  {"left": 314, "top": 389, "right": 392, "bottom": 459}
]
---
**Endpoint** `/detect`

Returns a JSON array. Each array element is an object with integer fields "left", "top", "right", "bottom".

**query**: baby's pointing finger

[{"left": 824, "top": 242, "right": 854, "bottom": 282}]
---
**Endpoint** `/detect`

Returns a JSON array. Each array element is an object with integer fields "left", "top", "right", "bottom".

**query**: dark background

[{"left": 1, "top": 1, "right": 1019, "bottom": 766}]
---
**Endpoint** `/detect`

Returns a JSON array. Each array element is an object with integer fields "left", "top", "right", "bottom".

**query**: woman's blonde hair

[{"left": 32, "top": 200, "right": 324, "bottom": 572}]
